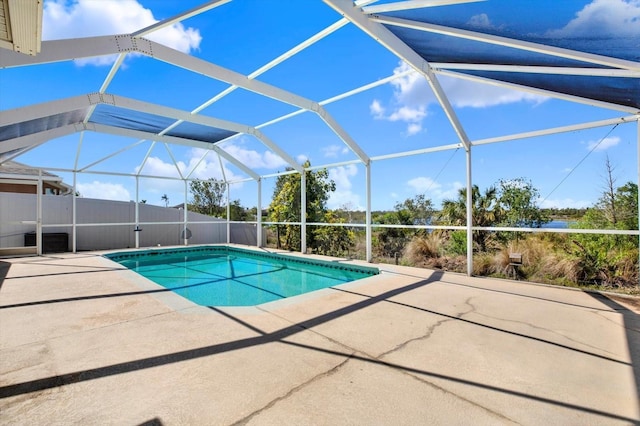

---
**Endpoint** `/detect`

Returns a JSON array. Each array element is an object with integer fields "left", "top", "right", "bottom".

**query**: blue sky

[{"left": 1, "top": 0, "right": 638, "bottom": 212}]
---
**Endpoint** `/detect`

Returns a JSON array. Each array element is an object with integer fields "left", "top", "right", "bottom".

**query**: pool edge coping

[{"left": 99, "top": 244, "right": 382, "bottom": 314}]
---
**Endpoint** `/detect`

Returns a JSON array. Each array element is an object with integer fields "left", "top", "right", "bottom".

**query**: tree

[
  {"left": 268, "top": 160, "right": 336, "bottom": 251},
  {"left": 614, "top": 182, "right": 638, "bottom": 230},
  {"left": 161, "top": 194, "right": 169, "bottom": 207},
  {"left": 374, "top": 210, "right": 410, "bottom": 258},
  {"left": 313, "top": 211, "right": 355, "bottom": 256},
  {"left": 395, "top": 194, "right": 434, "bottom": 226},
  {"left": 229, "top": 199, "right": 247, "bottom": 221},
  {"left": 189, "top": 178, "right": 226, "bottom": 217},
  {"left": 373, "top": 194, "right": 435, "bottom": 258},
  {"left": 571, "top": 180, "right": 638, "bottom": 287},
  {"left": 497, "top": 178, "right": 549, "bottom": 232},
  {"left": 440, "top": 185, "right": 501, "bottom": 251},
  {"left": 600, "top": 155, "right": 618, "bottom": 225}
]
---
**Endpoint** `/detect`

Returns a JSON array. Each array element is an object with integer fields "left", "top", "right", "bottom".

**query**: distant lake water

[{"left": 542, "top": 220, "right": 575, "bottom": 229}]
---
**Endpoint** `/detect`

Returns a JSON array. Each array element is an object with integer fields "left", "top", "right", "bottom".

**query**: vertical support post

[
  {"left": 72, "top": 171, "right": 77, "bottom": 253},
  {"left": 36, "top": 170, "right": 42, "bottom": 256},
  {"left": 135, "top": 176, "right": 140, "bottom": 249},
  {"left": 466, "top": 147, "right": 473, "bottom": 276},
  {"left": 301, "top": 170, "right": 307, "bottom": 254},
  {"left": 183, "top": 180, "right": 188, "bottom": 246},
  {"left": 366, "top": 162, "right": 372, "bottom": 262},
  {"left": 72, "top": 131, "right": 84, "bottom": 254},
  {"left": 226, "top": 183, "right": 231, "bottom": 244},
  {"left": 257, "top": 178, "right": 262, "bottom": 247}
]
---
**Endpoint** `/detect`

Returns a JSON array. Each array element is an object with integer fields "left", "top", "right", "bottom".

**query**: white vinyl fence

[{"left": 0, "top": 192, "right": 258, "bottom": 253}]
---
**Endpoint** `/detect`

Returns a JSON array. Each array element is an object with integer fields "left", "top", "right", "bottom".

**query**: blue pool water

[{"left": 105, "top": 246, "right": 379, "bottom": 307}]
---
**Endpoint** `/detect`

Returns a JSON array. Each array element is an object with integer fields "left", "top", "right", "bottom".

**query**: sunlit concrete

[{"left": 1, "top": 247, "right": 639, "bottom": 425}]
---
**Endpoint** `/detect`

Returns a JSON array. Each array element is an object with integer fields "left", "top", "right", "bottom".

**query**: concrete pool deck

[{"left": 1, "top": 248, "right": 639, "bottom": 425}]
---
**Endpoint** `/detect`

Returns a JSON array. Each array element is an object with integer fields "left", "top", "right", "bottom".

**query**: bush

[
  {"left": 405, "top": 233, "right": 443, "bottom": 263},
  {"left": 446, "top": 230, "right": 467, "bottom": 256}
]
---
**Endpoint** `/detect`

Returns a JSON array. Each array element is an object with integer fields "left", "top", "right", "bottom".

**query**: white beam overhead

[
  {"left": 122, "top": 18, "right": 349, "bottom": 178},
  {"left": 0, "top": 146, "right": 33, "bottom": 163},
  {"left": 435, "top": 69, "right": 639, "bottom": 114},
  {"left": 78, "top": 139, "right": 147, "bottom": 173},
  {"left": 84, "top": 123, "right": 260, "bottom": 180},
  {"left": 354, "top": 0, "right": 380, "bottom": 6},
  {"left": 131, "top": 0, "right": 231, "bottom": 38},
  {"left": 105, "top": 94, "right": 304, "bottom": 172},
  {"left": 373, "top": 15, "right": 640, "bottom": 72},
  {"left": 0, "top": 35, "right": 152, "bottom": 68},
  {"left": 184, "top": 148, "right": 215, "bottom": 181},
  {"left": 148, "top": 41, "right": 370, "bottom": 164},
  {"left": 252, "top": 67, "right": 415, "bottom": 132},
  {"left": 163, "top": 143, "right": 185, "bottom": 180},
  {"left": 363, "top": 0, "right": 484, "bottom": 14},
  {"left": 371, "top": 143, "right": 462, "bottom": 161},
  {"left": 137, "top": 141, "right": 156, "bottom": 178},
  {"left": 250, "top": 129, "right": 304, "bottom": 173},
  {"left": 0, "top": 124, "right": 78, "bottom": 154},
  {"left": 0, "top": 94, "right": 89, "bottom": 125},
  {"left": 0, "top": 34, "right": 370, "bottom": 165},
  {"left": 320, "top": 67, "right": 414, "bottom": 105},
  {"left": 472, "top": 115, "right": 639, "bottom": 147},
  {"left": 195, "top": 18, "right": 349, "bottom": 113},
  {"left": 0, "top": 92, "right": 304, "bottom": 173},
  {"left": 429, "top": 63, "right": 640, "bottom": 78},
  {"left": 324, "top": 0, "right": 471, "bottom": 151}
]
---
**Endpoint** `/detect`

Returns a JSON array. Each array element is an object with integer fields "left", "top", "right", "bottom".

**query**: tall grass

[
  {"left": 406, "top": 232, "right": 635, "bottom": 291},
  {"left": 405, "top": 232, "right": 443, "bottom": 261}
]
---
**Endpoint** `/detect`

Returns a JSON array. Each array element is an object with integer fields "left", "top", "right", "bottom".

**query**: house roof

[
  {"left": 0, "top": 160, "right": 73, "bottom": 194},
  {"left": 0, "top": 160, "right": 62, "bottom": 180}
]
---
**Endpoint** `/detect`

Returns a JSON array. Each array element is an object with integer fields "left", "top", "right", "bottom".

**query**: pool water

[{"left": 106, "top": 246, "right": 378, "bottom": 307}]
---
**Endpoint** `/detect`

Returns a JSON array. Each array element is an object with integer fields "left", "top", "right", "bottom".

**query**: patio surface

[{"left": 1, "top": 247, "right": 639, "bottom": 425}]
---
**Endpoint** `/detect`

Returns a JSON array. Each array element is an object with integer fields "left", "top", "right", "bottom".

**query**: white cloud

[
  {"left": 77, "top": 181, "right": 131, "bottom": 201},
  {"left": 327, "top": 164, "right": 361, "bottom": 210},
  {"left": 407, "top": 176, "right": 441, "bottom": 192},
  {"left": 406, "top": 177, "right": 464, "bottom": 205},
  {"left": 369, "top": 63, "right": 430, "bottom": 136},
  {"left": 138, "top": 156, "right": 184, "bottom": 178},
  {"left": 184, "top": 149, "right": 233, "bottom": 181},
  {"left": 135, "top": 148, "right": 266, "bottom": 204},
  {"left": 406, "top": 123, "right": 422, "bottom": 136},
  {"left": 540, "top": 198, "right": 593, "bottom": 209},
  {"left": 322, "top": 144, "right": 349, "bottom": 158},
  {"left": 371, "top": 61, "right": 547, "bottom": 135},
  {"left": 296, "top": 154, "right": 309, "bottom": 165},
  {"left": 370, "top": 99, "right": 386, "bottom": 118},
  {"left": 220, "top": 140, "right": 289, "bottom": 170},
  {"left": 43, "top": 0, "right": 202, "bottom": 66},
  {"left": 440, "top": 75, "right": 547, "bottom": 108},
  {"left": 546, "top": 0, "right": 640, "bottom": 38},
  {"left": 586, "top": 136, "right": 620, "bottom": 151},
  {"left": 437, "top": 181, "right": 465, "bottom": 202},
  {"left": 134, "top": 148, "right": 246, "bottom": 193},
  {"left": 388, "top": 106, "right": 427, "bottom": 123},
  {"left": 467, "top": 13, "right": 494, "bottom": 30}
]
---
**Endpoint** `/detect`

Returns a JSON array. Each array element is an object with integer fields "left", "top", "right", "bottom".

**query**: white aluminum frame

[{"left": 0, "top": 0, "right": 638, "bottom": 278}]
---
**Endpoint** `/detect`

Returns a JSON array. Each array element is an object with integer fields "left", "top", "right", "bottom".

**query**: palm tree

[
  {"left": 440, "top": 185, "right": 502, "bottom": 252},
  {"left": 161, "top": 194, "right": 169, "bottom": 207}
]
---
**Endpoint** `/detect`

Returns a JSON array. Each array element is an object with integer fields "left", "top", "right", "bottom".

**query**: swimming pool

[{"left": 105, "top": 246, "right": 379, "bottom": 307}]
